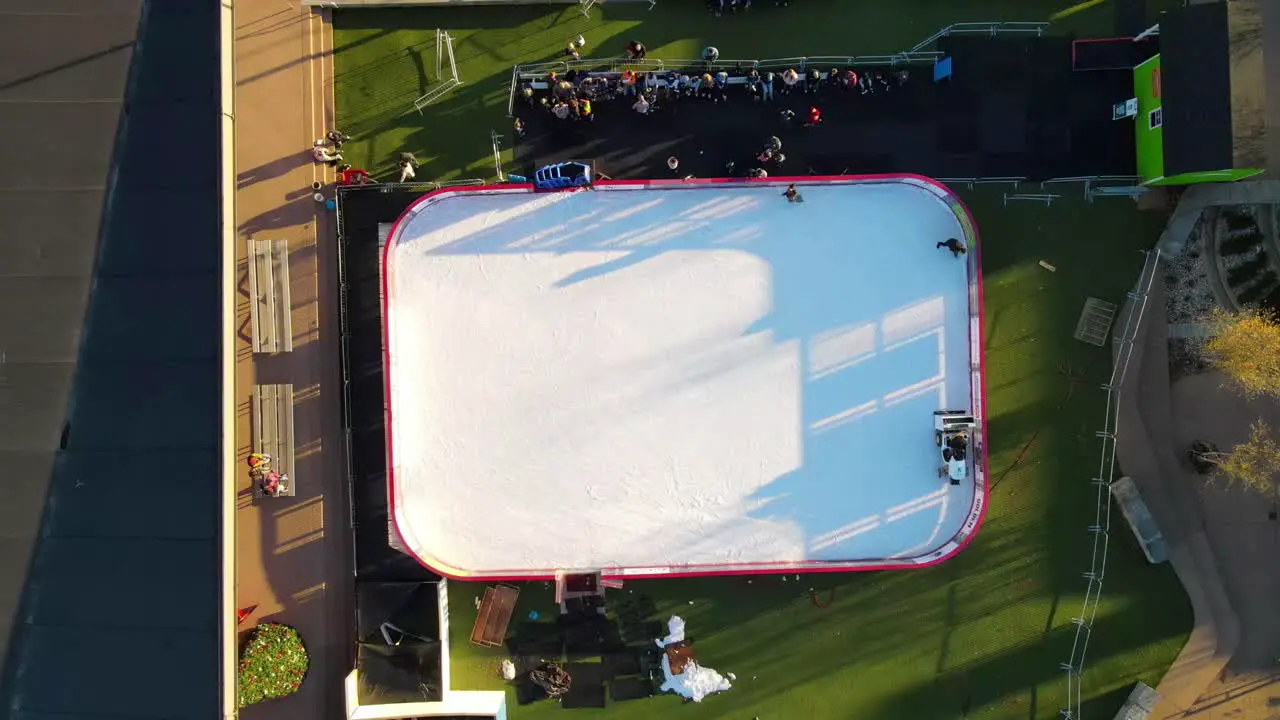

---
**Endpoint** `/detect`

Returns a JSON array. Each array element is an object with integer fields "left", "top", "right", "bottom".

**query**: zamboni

[{"left": 934, "top": 410, "right": 976, "bottom": 485}]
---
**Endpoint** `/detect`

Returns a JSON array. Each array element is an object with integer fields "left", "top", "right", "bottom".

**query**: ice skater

[
  {"left": 782, "top": 183, "right": 803, "bottom": 203},
  {"left": 937, "top": 237, "right": 966, "bottom": 257}
]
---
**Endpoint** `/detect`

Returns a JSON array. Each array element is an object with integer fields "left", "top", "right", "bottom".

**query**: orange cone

[{"left": 237, "top": 605, "right": 258, "bottom": 624}]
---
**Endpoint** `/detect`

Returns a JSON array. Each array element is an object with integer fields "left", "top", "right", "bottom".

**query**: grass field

[{"left": 334, "top": 4, "right": 1193, "bottom": 718}]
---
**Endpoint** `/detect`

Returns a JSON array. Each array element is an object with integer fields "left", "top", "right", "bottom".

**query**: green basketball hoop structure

[{"left": 412, "top": 29, "right": 461, "bottom": 114}]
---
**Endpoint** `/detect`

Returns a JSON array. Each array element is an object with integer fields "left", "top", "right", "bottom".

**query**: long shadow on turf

[
  {"left": 336, "top": 79, "right": 504, "bottom": 178},
  {"left": 865, "top": 600, "right": 1185, "bottom": 719}
]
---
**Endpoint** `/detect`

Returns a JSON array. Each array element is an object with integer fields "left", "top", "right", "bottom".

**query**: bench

[
  {"left": 247, "top": 238, "right": 293, "bottom": 353},
  {"left": 252, "top": 384, "right": 296, "bottom": 497},
  {"left": 470, "top": 584, "right": 520, "bottom": 647},
  {"left": 1110, "top": 477, "right": 1167, "bottom": 564}
]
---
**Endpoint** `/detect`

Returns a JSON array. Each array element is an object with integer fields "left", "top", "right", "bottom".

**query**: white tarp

[{"left": 654, "top": 616, "right": 732, "bottom": 702}]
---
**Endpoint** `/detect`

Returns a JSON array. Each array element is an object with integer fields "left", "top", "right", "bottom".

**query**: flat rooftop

[{"left": 381, "top": 177, "right": 987, "bottom": 579}]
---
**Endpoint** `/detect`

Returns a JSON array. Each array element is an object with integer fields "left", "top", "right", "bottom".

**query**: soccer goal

[{"left": 412, "top": 29, "right": 462, "bottom": 114}]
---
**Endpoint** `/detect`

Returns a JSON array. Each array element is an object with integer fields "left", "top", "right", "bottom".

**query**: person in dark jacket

[{"left": 937, "top": 238, "right": 967, "bottom": 257}]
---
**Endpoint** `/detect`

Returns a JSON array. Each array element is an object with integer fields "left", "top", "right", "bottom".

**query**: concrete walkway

[
  {"left": 1119, "top": 274, "right": 1280, "bottom": 719},
  {"left": 232, "top": 2, "right": 350, "bottom": 718}
]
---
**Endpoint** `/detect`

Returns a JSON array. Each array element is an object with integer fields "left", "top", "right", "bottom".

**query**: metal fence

[
  {"left": 490, "top": 129, "right": 505, "bottom": 181},
  {"left": 506, "top": 21, "right": 1048, "bottom": 116},
  {"left": 1059, "top": 248, "right": 1162, "bottom": 719},
  {"left": 908, "top": 20, "right": 1049, "bottom": 53},
  {"left": 333, "top": 187, "right": 357, "bottom": 544}
]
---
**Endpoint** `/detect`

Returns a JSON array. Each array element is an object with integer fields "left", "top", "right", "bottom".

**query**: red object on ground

[
  {"left": 341, "top": 168, "right": 371, "bottom": 185},
  {"left": 237, "top": 605, "right": 258, "bottom": 624},
  {"left": 808, "top": 107, "right": 822, "bottom": 124}
]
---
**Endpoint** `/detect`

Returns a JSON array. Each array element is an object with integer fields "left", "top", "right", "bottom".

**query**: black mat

[
  {"left": 619, "top": 620, "right": 663, "bottom": 645},
  {"left": 337, "top": 186, "right": 445, "bottom": 583},
  {"left": 507, "top": 621, "right": 564, "bottom": 659},
  {"left": 610, "top": 676, "right": 657, "bottom": 702},
  {"left": 514, "top": 36, "right": 1139, "bottom": 182},
  {"left": 515, "top": 674, "right": 550, "bottom": 706},
  {"left": 601, "top": 650, "right": 643, "bottom": 679},
  {"left": 561, "top": 663, "right": 608, "bottom": 709},
  {"left": 515, "top": 68, "right": 941, "bottom": 180}
]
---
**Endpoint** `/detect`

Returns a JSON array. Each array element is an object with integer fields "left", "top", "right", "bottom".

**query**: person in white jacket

[{"left": 313, "top": 145, "right": 342, "bottom": 165}]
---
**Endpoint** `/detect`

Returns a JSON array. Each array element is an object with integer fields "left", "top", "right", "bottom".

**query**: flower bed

[
  {"left": 1165, "top": 214, "right": 1215, "bottom": 323},
  {"left": 238, "top": 623, "right": 309, "bottom": 708}
]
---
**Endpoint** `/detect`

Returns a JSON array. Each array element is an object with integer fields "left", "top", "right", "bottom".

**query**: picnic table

[
  {"left": 470, "top": 584, "right": 520, "bottom": 647},
  {"left": 251, "top": 384, "right": 295, "bottom": 497}
]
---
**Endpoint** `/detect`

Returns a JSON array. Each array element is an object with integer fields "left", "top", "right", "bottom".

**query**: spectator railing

[
  {"left": 909, "top": 21, "right": 1050, "bottom": 53},
  {"left": 508, "top": 54, "right": 931, "bottom": 115},
  {"left": 506, "top": 21, "right": 1049, "bottom": 115}
]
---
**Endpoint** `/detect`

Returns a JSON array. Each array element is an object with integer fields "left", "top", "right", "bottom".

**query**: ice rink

[{"left": 382, "top": 177, "right": 986, "bottom": 578}]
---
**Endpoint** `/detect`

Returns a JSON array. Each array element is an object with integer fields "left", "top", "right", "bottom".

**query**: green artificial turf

[
  {"left": 335, "top": 5, "right": 1193, "bottom": 718},
  {"left": 433, "top": 190, "right": 1192, "bottom": 720}
]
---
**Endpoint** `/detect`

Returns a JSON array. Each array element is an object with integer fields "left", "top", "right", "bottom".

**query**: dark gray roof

[
  {"left": 0, "top": 2, "right": 220, "bottom": 717},
  {"left": 1160, "top": 2, "right": 1235, "bottom": 176}
]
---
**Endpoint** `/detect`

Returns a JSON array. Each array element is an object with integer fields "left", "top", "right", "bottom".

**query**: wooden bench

[
  {"left": 251, "top": 384, "right": 296, "bottom": 497},
  {"left": 247, "top": 238, "right": 293, "bottom": 353},
  {"left": 470, "top": 584, "right": 520, "bottom": 647}
]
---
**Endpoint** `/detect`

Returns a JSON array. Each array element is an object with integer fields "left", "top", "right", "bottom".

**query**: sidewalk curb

[{"left": 1115, "top": 279, "right": 1239, "bottom": 718}]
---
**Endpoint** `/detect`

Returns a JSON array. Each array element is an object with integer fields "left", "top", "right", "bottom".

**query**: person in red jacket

[{"left": 805, "top": 106, "right": 823, "bottom": 127}]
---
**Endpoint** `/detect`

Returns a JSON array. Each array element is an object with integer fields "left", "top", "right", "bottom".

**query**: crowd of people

[
  {"left": 707, "top": 0, "right": 793, "bottom": 15},
  {"left": 522, "top": 37, "right": 912, "bottom": 125},
  {"left": 517, "top": 37, "right": 914, "bottom": 177}
]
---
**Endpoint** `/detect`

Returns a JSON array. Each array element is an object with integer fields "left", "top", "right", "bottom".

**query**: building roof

[{"left": 1160, "top": 2, "right": 1235, "bottom": 176}]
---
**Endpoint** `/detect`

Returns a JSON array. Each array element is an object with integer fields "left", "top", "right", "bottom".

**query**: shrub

[{"left": 238, "top": 623, "right": 309, "bottom": 708}]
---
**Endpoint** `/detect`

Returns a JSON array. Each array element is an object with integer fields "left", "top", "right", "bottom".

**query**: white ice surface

[{"left": 384, "top": 183, "right": 975, "bottom": 575}]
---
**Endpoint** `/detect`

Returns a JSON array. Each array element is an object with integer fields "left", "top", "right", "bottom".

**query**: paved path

[
  {"left": 1163, "top": 371, "right": 1280, "bottom": 719},
  {"left": 232, "top": 2, "right": 350, "bottom": 718},
  {"left": 1119, "top": 272, "right": 1280, "bottom": 719}
]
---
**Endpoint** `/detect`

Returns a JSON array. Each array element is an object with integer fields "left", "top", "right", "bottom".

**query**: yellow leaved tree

[
  {"left": 1189, "top": 420, "right": 1280, "bottom": 494},
  {"left": 1201, "top": 307, "right": 1280, "bottom": 398}
]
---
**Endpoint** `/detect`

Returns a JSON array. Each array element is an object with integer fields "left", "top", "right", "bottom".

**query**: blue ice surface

[{"left": 408, "top": 181, "right": 976, "bottom": 562}]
